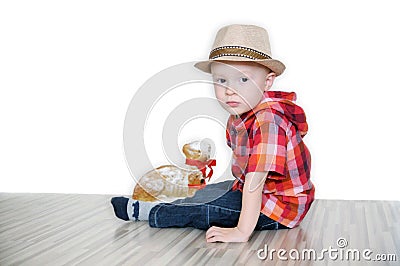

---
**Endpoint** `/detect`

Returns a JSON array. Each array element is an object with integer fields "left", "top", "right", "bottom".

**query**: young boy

[{"left": 111, "top": 24, "right": 315, "bottom": 243}]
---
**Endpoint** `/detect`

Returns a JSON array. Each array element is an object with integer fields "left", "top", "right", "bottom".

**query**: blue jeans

[{"left": 148, "top": 180, "right": 290, "bottom": 230}]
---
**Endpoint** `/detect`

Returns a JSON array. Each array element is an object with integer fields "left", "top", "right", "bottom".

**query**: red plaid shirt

[{"left": 226, "top": 91, "right": 315, "bottom": 228}]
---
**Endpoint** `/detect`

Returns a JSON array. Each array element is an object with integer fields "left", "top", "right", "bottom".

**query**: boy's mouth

[{"left": 226, "top": 101, "right": 240, "bottom": 107}]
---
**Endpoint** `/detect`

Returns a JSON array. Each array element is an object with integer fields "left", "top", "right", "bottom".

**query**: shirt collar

[{"left": 229, "top": 91, "right": 297, "bottom": 129}]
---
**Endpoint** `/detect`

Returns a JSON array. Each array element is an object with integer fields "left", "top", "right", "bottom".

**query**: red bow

[{"left": 185, "top": 158, "right": 216, "bottom": 181}]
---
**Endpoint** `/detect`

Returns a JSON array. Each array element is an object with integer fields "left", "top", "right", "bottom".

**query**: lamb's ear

[{"left": 182, "top": 143, "right": 200, "bottom": 160}]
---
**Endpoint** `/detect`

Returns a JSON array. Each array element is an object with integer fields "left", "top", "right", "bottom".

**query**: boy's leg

[
  {"left": 110, "top": 181, "right": 233, "bottom": 222},
  {"left": 111, "top": 180, "right": 290, "bottom": 230},
  {"left": 149, "top": 180, "right": 240, "bottom": 230},
  {"left": 148, "top": 180, "right": 289, "bottom": 230}
]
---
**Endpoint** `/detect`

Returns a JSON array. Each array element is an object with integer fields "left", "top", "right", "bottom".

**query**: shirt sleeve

[{"left": 246, "top": 121, "right": 287, "bottom": 179}]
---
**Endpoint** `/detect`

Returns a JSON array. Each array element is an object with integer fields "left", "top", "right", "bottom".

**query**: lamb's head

[{"left": 182, "top": 138, "right": 214, "bottom": 162}]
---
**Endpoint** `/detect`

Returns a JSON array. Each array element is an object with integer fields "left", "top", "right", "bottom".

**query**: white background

[{"left": 1, "top": 0, "right": 399, "bottom": 200}]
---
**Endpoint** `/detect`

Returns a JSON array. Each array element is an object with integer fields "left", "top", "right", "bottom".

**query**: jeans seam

[
  {"left": 206, "top": 204, "right": 241, "bottom": 213},
  {"left": 152, "top": 205, "right": 163, "bottom": 227},
  {"left": 207, "top": 205, "right": 210, "bottom": 227},
  {"left": 259, "top": 221, "right": 279, "bottom": 230}
]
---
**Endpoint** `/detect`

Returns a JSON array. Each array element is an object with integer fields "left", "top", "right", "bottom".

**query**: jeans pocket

[
  {"left": 255, "top": 213, "right": 287, "bottom": 230},
  {"left": 258, "top": 221, "right": 279, "bottom": 230},
  {"left": 207, "top": 205, "right": 240, "bottom": 228}
]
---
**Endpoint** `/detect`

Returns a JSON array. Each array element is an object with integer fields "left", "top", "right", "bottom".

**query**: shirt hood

[{"left": 232, "top": 91, "right": 309, "bottom": 136}]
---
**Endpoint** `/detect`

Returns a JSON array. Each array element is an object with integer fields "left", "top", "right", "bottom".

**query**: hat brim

[{"left": 194, "top": 56, "right": 286, "bottom": 76}]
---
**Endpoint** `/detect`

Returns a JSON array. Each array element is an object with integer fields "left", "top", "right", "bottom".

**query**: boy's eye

[
  {"left": 240, "top": 77, "right": 249, "bottom": 82},
  {"left": 216, "top": 78, "right": 226, "bottom": 84}
]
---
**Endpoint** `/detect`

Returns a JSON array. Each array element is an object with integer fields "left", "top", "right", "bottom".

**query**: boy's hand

[
  {"left": 205, "top": 226, "right": 250, "bottom": 243},
  {"left": 205, "top": 172, "right": 267, "bottom": 243}
]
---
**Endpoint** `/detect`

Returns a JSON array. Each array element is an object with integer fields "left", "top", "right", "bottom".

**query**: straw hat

[{"left": 194, "top": 24, "right": 286, "bottom": 76}]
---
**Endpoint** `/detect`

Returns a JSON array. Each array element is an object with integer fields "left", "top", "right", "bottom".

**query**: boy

[{"left": 111, "top": 24, "right": 315, "bottom": 243}]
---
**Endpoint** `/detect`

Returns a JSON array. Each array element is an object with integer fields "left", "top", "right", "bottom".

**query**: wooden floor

[{"left": 0, "top": 193, "right": 399, "bottom": 266}]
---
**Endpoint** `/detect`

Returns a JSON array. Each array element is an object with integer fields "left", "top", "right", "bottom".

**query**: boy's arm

[
  {"left": 237, "top": 171, "right": 267, "bottom": 236},
  {"left": 205, "top": 171, "right": 267, "bottom": 243}
]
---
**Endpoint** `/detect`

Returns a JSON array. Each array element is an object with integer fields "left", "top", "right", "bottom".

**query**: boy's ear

[{"left": 264, "top": 72, "right": 276, "bottom": 91}]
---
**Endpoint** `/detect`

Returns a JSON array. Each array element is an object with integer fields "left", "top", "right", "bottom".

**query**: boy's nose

[{"left": 225, "top": 86, "right": 236, "bottom": 95}]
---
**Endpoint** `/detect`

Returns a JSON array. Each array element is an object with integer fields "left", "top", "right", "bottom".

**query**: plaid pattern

[{"left": 226, "top": 91, "right": 315, "bottom": 228}]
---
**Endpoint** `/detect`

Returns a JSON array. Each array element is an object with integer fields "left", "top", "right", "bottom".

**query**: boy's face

[{"left": 211, "top": 61, "right": 275, "bottom": 116}]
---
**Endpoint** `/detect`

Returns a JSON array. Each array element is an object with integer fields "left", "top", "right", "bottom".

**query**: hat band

[{"left": 209, "top": 46, "right": 271, "bottom": 60}]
